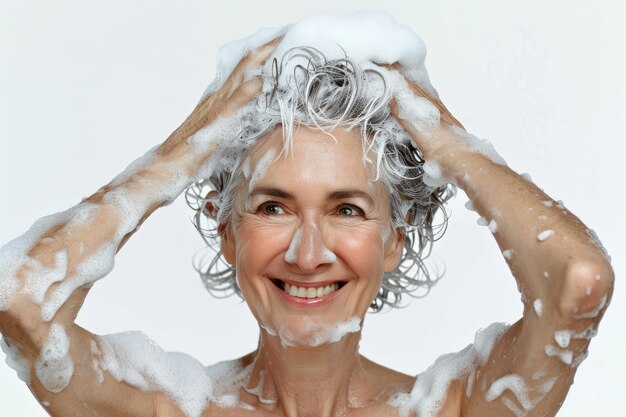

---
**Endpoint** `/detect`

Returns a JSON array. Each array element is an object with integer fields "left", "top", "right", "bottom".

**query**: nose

[{"left": 284, "top": 222, "right": 336, "bottom": 271}]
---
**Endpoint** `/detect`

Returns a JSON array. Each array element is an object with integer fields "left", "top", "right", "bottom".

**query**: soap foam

[
  {"left": 0, "top": 207, "right": 87, "bottom": 312},
  {"left": 544, "top": 344, "right": 573, "bottom": 365},
  {"left": 272, "top": 316, "right": 362, "bottom": 348},
  {"left": 1, "top": 337, "right": 31, "bottom": 384},
  {"left": 533, "top": 299, "right": 543, "bottom": 317},
  {"left": 248, "top": 148, "right": 276, "bottom": 191},
  {"left": 263, "top": 12, "right": 431, "bottom": 94},
  {"left": 23, "top": 250, "right": 68, "bottom": 305},
  {"left": 283, "top": 227, "right": 303, "bottom": 264},
  {"left": 389, "top": 322, "right": 508, "bottom": 417},
  {"left": 98, "top": 332, "right": 214, "bottom": 417},
  {"left": 35, "top": 323, "right": 74, "bottom": 393},
  {"left": 421, "top": 160, "right": 451, "bottom": 187},
  {"left": 537, "top": 229, "right": 555, "bottom": 242},
  {"left": 243, "top": 369, "right": 276, "bottom": 405},
  {"left": 554, "top": 330, "right": 571, "bottom": 349},
  {"left": 284, "top": 225, "right": 336, "bottom": 266},
  {"left": 485, "top": 374, "right": 558, "bottom": 415}
]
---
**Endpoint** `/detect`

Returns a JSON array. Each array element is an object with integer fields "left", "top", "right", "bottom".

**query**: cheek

[
  {"left": 335, "top": 226, "right": 386, "bottom": 282},
  {"left": 233, "top": 221, "right": 291, "bottom": 293}
]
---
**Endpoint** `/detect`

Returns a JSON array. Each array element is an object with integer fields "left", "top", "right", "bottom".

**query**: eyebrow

[
  {"left": 249, "top": 187, "right": 374, "bottom": 205},
  {"left": 249, "top": 187, "right": 295, "bottom": 200},
  {"left": 328, "top": 190, "right": 375, "bottom": 206}
]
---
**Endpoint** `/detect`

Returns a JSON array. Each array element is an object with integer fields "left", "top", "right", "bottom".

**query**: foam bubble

[
  {"left": 248, "top": 148, "right": 276, "bottom": 191},
  {"left": 275, "top": 316, "right": 361, "bottom": 348},
  {"left": 485, "top": 374, "right": 557, "bottom": 414},
  {"left": 520, "top": 172, "right": 533, "bottom": 183},
  {"left": 533, "top": 299, "right": 543, "bottom": 317},
  {"left": 554, "top": 330, "right": 571, "bottom": 348},
  {"left": 393, "top": 78, "right": 441, "bottom": 133},
  {"left": 35, "top": 323, "right": 74, "bottom": 393},
  {"left": 447, "top": 125, "right": 507, "bottom": 166},
  {"left": 284, "top": 227, "right": 302, "bottom": 264},
  {"left": 389, "top": 323, "right": 508, "bottom": 417},
  {"left": 284, "top": 225, "right": 336, "bottom": 266},
  {"left": 23, "top": 250, "right": 68, "bottom": 305},
  {"left": 243, "top": 369, "right": 276, "bottom": 405},
  {"left": 544, "top": 344, "right": 573, "bottom": 365},
  {"left": 502, "top": 249, "right": 513, "bottom": 260},
  {"left": 98, "top": 332, "right": 214, "bottom": 417},
  {"left": 265, "top": 12, "right": 430, "bottom": 92},
  {"left": 421, "top": 160, "right": 452, "bottom": 187},
  {"left": 1, "top": 337, "right": 31, "bottom": 384},
  {"left": 0, "top": 207, "right": 85, "bottom": 311},
  {"left": 537, "top": 229, "right": 555, "bottom": 242}
]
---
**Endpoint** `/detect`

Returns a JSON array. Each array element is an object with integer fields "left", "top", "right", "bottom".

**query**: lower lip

[{"left": 270, "top": 281, "right": 347, "bottom": 307}]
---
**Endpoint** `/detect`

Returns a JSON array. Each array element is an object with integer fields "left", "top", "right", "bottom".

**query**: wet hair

[{"left": 185, "top": 46, "right": 455, "bottom": 312}]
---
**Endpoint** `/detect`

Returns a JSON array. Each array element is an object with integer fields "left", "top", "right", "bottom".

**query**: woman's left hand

[{"left": 388, "top": 64, "right": 469, "bottom": 168}]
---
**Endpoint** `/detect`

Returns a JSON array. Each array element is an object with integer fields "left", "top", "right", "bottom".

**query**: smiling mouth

[{"left": 271, "top": 279, "right": 347, "bottom": 299}]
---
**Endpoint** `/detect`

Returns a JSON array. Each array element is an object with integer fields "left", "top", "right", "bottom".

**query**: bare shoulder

[
  {"left": 359, "top": 355, "right": 416, "bottom": 391},
  {"left": 360, "top": 354, "right": 469, "bottom": 417}
]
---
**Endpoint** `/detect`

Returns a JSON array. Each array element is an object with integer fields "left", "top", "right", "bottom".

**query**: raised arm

[
  {"left": 391, "top": 68, "right": 614, "bottom": 417},
  {"left": 0, "top": 39, "right": 278, "bottom": 417}
]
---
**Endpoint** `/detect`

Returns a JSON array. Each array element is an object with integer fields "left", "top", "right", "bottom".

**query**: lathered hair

[{"left": 185, "top": 46, "right": 454, "bottom": 311}]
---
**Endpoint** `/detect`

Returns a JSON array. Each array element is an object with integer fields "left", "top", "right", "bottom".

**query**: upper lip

[{"left": 269, "top": 277, "right": 347, "bottom": 288}]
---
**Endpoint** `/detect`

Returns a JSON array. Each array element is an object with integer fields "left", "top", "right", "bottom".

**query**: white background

[{"left": 1, "top": 1, "right": 624, "bottom": 415}]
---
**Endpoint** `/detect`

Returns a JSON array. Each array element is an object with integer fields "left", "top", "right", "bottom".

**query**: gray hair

[{"left": 185, "top": 46, "right": 454, "bottom": 312}]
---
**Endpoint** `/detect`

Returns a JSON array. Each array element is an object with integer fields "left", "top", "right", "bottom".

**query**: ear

[
  {"left": 202, "top": 190, "right": 220, "bottom": 218},
  {"left": 383, "top": 227, "right": 405, "bottom": 272},
  {"left": 220, "top": 222, "right": 237, "bottom": 265}
]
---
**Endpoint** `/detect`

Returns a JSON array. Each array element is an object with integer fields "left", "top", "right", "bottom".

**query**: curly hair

[{"left": 185, "top": 46, "right": 455, "bottom": 312}]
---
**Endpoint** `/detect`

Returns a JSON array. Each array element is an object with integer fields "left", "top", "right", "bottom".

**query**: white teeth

[
  {"left": 281, "top": 282, "right": 341, "bottom": 299},
  {"left": 289, "top": 285, "right": 298, "bottom": 297}
]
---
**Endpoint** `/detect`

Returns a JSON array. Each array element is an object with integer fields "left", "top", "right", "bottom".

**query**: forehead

[{"left": 247, "top": 126, "right": 380, "bottom": 192}]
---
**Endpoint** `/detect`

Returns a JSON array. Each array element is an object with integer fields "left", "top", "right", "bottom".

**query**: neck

[{"left": 242, "top": 328, "right": 379, "bottom": 417}]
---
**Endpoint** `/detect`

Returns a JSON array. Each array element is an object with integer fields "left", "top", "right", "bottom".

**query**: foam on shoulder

[
  {"left": 98, "top": 331, "right": 214, "bottom": 417},
  {"left": 389, "top": 322, "right": 508, "bottom": 417}
]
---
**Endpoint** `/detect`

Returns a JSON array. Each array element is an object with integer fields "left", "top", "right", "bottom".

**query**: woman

[{"left": 0, "top": 13, "right": 614, "bottom": 417}]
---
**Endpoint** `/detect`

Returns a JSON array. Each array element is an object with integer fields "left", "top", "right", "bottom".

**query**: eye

[
  {"left": 337, "top": 204, "right": 363, "bottom": 217},
  {"left": 258, "top": 202, "right": 285, "bottom": 215}
]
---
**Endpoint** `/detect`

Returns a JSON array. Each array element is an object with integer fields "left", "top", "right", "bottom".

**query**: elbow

[{"left": 557, "top": 258, "right": 614, "bottom": 320}]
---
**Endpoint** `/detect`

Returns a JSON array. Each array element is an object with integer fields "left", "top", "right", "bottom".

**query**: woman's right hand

[{"left": 157, "top": 36, "right": 282, "bottom": 157}]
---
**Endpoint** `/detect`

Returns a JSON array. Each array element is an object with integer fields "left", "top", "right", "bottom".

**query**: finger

[
  {"left": 252, "top": 36, "right": 283, "bottom": 63},
  {"left": 222, "top": 77, "right": 263, "bottom": 117},
  {"left": 389, "top": 64, "right": 465, "bottom": 130},
  {"left": 228, "top": 36, "right": 282, "bottom": 92},
  {"left": 390, "top": 98, "right": 422, "bottom": 141},
  {"left": 240, "top": 35, "right": 284, "bottom": 69}
]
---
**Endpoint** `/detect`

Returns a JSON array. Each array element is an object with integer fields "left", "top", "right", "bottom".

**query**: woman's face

[{"left": 222, "top": 126, "right": 404, "bottom": 346}]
